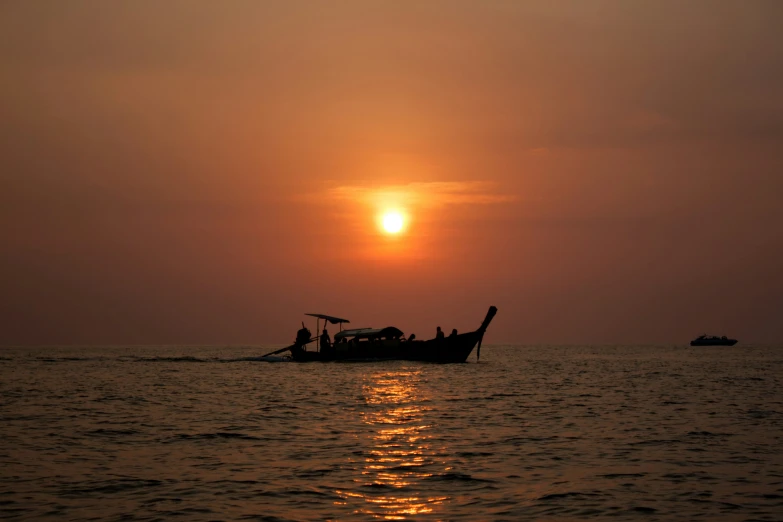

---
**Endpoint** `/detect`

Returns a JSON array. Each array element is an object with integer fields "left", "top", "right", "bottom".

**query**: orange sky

[{"left": 2, "top": 1, "right": 782, "bottom": 345}]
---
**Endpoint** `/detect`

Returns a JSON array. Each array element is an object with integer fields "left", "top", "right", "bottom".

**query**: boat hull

[
  {"left": 290, "top": 331, "right": 483, "bottom": 363},
  {"left": 690, "top": 339, "right": 738, "bottom": 346}
]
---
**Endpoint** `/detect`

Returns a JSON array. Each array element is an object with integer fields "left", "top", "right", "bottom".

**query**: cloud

[{"left": 328, "top": 181, "right": 516, "bottom": 210}]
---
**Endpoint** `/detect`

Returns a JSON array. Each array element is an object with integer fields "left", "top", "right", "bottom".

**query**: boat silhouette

[
  {"left": 690, "top": 334, "right": 738, "bottom": 346},
  {"left": 262, "top": 306, "right": 497, "bottom": 363}
]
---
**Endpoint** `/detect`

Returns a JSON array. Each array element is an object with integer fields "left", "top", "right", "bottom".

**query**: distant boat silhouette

[
  {"left": 261, "top": 306, "right": 497, "bottom": 363},
  {"left": 690, "top": 334, "right": 738, "bottom": 346}
]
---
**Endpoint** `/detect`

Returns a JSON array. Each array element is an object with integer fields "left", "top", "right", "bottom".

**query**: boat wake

[
  {"left": 6, "top": 355, "right": 293, "bottom": 364},
  {"left": 131, "top": 355, "right": 292, "bottom": 363},
  {"left": 236, "top": 356, "right": 291, "bottom": 363}
]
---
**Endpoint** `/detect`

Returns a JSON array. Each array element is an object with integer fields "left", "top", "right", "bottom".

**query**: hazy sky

[{"left": 2, "top": 1, "right": 782, "bottom": 345}]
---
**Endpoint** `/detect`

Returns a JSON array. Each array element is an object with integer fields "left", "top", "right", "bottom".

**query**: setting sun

[{"left": 382, "top": 211, "right": 404, "bottom": 234}]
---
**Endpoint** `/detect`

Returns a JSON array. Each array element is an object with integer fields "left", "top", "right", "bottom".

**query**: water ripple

[{"left": 1, "top": 344, "right": 782, "bottom": 520}]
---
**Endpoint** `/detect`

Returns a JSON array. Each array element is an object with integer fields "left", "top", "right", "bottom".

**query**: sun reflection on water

[{"left": 336, "top": 370, "right": 449, "bottom": 519}]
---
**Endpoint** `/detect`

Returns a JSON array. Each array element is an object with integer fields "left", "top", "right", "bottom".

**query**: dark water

[{"left": 1, "top": 345, "right": 782, "bottom": 521}]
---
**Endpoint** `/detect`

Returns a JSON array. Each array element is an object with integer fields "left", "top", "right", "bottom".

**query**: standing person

[
  {"left": 320, "top": 328, "right": 331, "bottom": 351},
  {"left": 436, "top": 326, "right": 444, "bottom": 340}
]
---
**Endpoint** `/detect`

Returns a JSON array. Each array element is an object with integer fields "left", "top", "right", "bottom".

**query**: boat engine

[{"left": 295, "top": 325, "right": 311, "bottom": 346}]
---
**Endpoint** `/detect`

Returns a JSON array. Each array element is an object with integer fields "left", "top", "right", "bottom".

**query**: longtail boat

[{"left": 262, "top": 306, "right": 497, "bottom": 363}]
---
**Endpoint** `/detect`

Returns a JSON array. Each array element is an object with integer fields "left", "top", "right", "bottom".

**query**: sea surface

[{"left": 1, "top": 345, "right": 782, "bottom": 521}]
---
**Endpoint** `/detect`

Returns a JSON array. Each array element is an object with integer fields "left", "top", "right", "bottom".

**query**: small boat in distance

[
  {"left": 261, "top": 306, "right": 498, "bottom": 363},
  {"left": 690, "top": 334, "right": 738, "bottom": 346}
]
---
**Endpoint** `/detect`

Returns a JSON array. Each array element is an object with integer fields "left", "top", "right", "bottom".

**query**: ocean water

[{"left": 1, "top": 345, "right": 782, "bottom": 521}]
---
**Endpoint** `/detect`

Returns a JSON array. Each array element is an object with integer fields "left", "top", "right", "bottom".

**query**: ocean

[{"left": 1, "top": 345, "right": 781, "bottom": 521}]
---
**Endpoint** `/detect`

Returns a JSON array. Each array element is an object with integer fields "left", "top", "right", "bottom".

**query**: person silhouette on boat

[
  {"left": 450, "top": 328, "right": 458, "bottom": 337},
  {"left": 320, "top": 328, "right": 331, "bottom": 351},
  {"left": 436, "top": 326, "right": 444, "bottom": 340}
]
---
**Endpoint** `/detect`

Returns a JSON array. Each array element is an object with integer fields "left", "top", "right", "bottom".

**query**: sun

[{"left": 381, "top": 211, "right": 404, "bottom": 234}]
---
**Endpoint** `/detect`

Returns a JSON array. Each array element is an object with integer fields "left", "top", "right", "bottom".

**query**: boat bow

[{"left": 476, "top": 306, "right": 498, "bottom": 361}]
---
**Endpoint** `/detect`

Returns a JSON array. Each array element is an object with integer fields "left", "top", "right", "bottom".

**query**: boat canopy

[
  {"left": 335, "top": 326, "right": 404, "bottom": 341},
  {"left": 305, "top": 313, "right": 350, "bottom": 325}
]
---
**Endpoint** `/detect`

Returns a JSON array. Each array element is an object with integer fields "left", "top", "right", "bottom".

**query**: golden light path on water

[{"left": 335, "top": 370, "right": 449, "bottom": 519}]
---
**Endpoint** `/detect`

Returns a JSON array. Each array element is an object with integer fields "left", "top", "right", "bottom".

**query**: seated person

[
  {"left": 436, "top": 326, "right": 444, "bottom": 339},
  {"left": 449, "top": 328, "right": 458, "bottom": 337}
]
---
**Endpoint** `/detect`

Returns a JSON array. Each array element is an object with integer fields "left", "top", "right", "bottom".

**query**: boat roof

[
  {"left": 305, "top": 313, "right": 350, "bottom": 324},
  {"left": 335, "top": 326, "right": 404, "bottom": 340}
]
